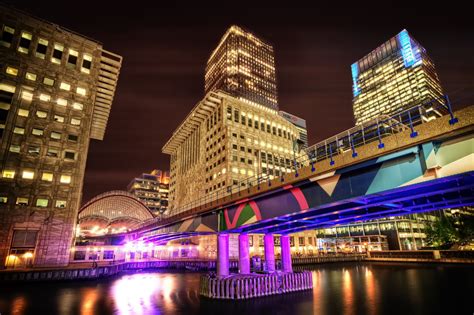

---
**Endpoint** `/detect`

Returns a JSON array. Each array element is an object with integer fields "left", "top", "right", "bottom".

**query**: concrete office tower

[
  {"left": 351, "top": 29, "right": 444, "bottom": 125},
  {"left": 0, "top": 5, "right": 122, "bottom": 268},
  {"left": 205, "top": 25, "right": 278, "bottom": 110}
]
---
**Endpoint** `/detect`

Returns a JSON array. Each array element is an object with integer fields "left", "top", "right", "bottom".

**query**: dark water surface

[{"left": 0, "top": 263, "right": 473, "bottom": 315}]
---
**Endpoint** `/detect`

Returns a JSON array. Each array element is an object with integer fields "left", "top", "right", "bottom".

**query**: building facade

[
  {"left": 279, "top": 110, "right": 308, "bottom": 149},
  {"left": 127, "top": 169, "right": 170, "bottom": 216},
  {"left": 0, "top": 6, "right": 122, "bottom": 268},
  {"left": 351, "top": 29, "right": 444, "bottom": 125},
  {"left": 164, "top": 91, "right": 301, "bottom": 213},
  {"left": 205, "top": 25, "right": 278, "bottom": 110}
]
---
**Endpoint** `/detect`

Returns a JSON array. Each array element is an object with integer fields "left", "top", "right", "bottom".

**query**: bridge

[{"left": 119, "top": 99, "right": 473, "bottom": 281}]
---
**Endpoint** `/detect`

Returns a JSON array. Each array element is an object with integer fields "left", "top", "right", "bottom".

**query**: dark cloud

[{"left": 10, "top": 2, "right": 474, "bottom": 202}]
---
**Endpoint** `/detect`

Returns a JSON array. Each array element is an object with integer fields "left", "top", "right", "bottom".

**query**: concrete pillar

[
  {"left": 280, "top": 234, "right": 293, "bottom": 273},
  {"left": 238, "top": 234, "right": 250, "bottom": 274},
  {"left": 217, "top": 233, "right": 229, "bottom": 277},
  {"left": 264, "top": 234, "right": 275, "bottom": 273}
]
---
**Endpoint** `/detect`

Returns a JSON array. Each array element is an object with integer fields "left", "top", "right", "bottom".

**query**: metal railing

[{"left": 137, "top": 95, "right": 457, "bottom": 230}]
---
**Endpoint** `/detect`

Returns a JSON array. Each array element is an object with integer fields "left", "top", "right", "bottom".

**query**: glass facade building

[
  {"left": 351, "top": 29, "right": 444, "bottom": 125},
  {"left": 205, "top": 25, "right": 278, "bottom": 110},
  {"left": 0, "top": 6, "right": 122, "bottom": 268}
]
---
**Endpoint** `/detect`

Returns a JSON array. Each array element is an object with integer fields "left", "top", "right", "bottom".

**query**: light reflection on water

[{"left": 0, "top": 263, "right": 473, "bottom": 315}]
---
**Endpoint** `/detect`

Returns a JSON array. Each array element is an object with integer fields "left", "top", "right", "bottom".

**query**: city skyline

[{"left": 9, "top": 2, "right": 474, "bottom": 202}]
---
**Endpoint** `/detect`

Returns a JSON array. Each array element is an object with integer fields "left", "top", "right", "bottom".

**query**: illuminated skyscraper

[
  {"left": 351, "top": 29, "right": 444, "bottom": 125},
  {"left": 0, "top": 6, "right": 122, "bottom": 268},
  {"left": 127, "top": 169, "right": 170, "bottom": 216},
  {"left": 205, "top": 25, "right": 278, "bottom": 110}
]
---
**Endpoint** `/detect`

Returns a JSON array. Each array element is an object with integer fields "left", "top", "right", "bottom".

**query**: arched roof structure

[{"left": 78, "top": 191, "right": 154, "bottom": 236}]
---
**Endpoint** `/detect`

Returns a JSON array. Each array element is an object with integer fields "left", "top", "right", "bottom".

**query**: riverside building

[
  {"left": 127, "top": 169, "right": 170, "bottom": 216},
  {"left": 0, "top": 5, "right": 122, "bottom": 268}
]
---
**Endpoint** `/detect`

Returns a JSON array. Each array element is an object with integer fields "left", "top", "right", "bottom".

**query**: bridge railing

[{"left": 138, "top": 95, "right": 457, "bottom": 229}]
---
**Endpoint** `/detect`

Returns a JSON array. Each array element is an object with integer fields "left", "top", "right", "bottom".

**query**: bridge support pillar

[
  {"left": 238, "top": 234, "right": 250, "bottom": 274},
  {"left": 217, "top": 233, "right": 229, "bottom": 277},
  {"left": 264, "top": 234, "right": 275, "bottom": 273},
  {"left": 280, "top": 234, "right": 293, "bottom": 273}
]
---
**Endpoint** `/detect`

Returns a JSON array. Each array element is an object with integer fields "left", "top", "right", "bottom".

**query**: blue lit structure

[
  {"left": 398, "top": 29, "right": 420, "bottom": 68},
  {"left": 351, "top": 63, "right": 361, "bottom": 97}
]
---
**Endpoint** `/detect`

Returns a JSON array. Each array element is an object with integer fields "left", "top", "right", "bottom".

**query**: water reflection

[{"left": 0, "top": 264, "right": 473, "bottom": 315}]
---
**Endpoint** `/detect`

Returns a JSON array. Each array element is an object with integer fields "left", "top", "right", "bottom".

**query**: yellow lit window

[
  {"left": 0, "top": 196, "right": 8, "bottom": 204},
  {"left": 9, "top": 145, "right": 20, "bottom": 153},
  {"left": 55, "top": 200, "right": 67, "bottom": 208},
  {"left": 72, "top": 102, "right": 83, "bottom": 111},
  {"left": 60, "top": 82, "right": 71, "bottom": 91},
  {"left": 22, "top": 170, "right": 34, "bottom": 179},
  {"left": 60, "top": 175, "right": 71, "bottom": 184},
  {"left": 36, "top": 199, "right": 48, "bottom": 207},
  {"left": 35, "top": 38, "right": 48, "bottom": 59},
  {"left": 0, "top": 25, "right": 15, "bottom": 48},
  {"left": 56, "top": 98, "right": 67, "bottom": 106},
  {"left": 71, "top": 118, "right": 81, "bottom": 126},
  {"left": 41, "top": 172, "right": 53, "bottom": 182},
  {"left": 2, "top": 170, "right": 15, "bottom": 179},
  {"left": 6, "top": 66, "right": 18, "bottom": 76},
  {"left": 51, "top": 43, "right": 64, "bottom": 64},
  {"left": 0, "top": 83, "right": 16, "bottom": 93},
  {"left": 36, "top": 111, "right": 47, "bottom": 119},
  {"left": 43, "top": 77, "right": 54, "bottom": 86},
  {"left": 39, "top": 94, "right": 51, "bottom": 102},
  {"left": 81, "top": 54, "right": 92, "bottom": 74},
  {"left": 16, "top": 197, "right": 28, "bottom": 205},
  {"left": 13, "top": 127, "right": 25, "bottom": 135},
  {"left": 18, "top": 32, "right": 32, "bottom": 54},
  {"left": 76, "top": 87, "right": 86, "bottom": 96},
  {"left": 25, "top": 72, "right": 37, "bottom": 81},
  {"left": 18, "top": 108, "right": 30, "bottom": 117},
  {"left": 21, "top": 91, "right": 33, "bottom": 101}
]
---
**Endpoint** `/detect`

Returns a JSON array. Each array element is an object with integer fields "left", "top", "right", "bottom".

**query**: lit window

[
  {"left": 41, "top": 172, "right": 53, "bottom": 182},
  {"left": 16, "top": 197, "right": 29, "bottom": 206},
  {"left": 60, "top": 175, "right": 71, "bottom": 184},
  {"left": 39, "top": 94, "right": 51, "bottom": 102},
  {"left": 50, "top": 132, "right": 61, "bottom": 140},
  {"left": 36, "top": 198, "right": 48, "bottom": 207},
  {"left": 18, "top": 109, "right": 29, "bottom": 117},
  {"left": 27, "top": 146, "right": 40, "bottom": 156},
  {"left": 51, "top": 43, "right": 64, "bottom": 64},
  {"left": 0, "top": 83, "right": 16, "bottom": 93},
  {"left": 6, "top": 66, "right": 18, "bottom": 76},
  {"left": 67, "top": 49, "right": 78, "bottom": 67},
  {"left": 81, "top": 54, "right": 92, "bottom": 73},
  {"left": 55, "top": 200, "right": 67, "bottom": 208},
  {"left": 43, "top": 77, "right": 55, "bottom": 86},
  {"left": 0, "top": 196, "right": 7, "bottom": 204},
  {"left": 2, "top": 170, "right": 15, "bottom": 178},
  {"left": 13, "top": 127, "right": 25, "bottom": 135},
  {"left": 32, "top": 128, "right": 44, "bottom": 136},
  {"left": 21, "top": 91, "right": 33, "bottom": 101},
  {"left": 54, "top": 115, "right": 64, "bottom": 123},
  {"left": 18, "top": 31, "right": 32, "bottom": 54},
  {"left": 25, "top": 72, "right": 37, "bottom": 81},
  {"left": 76, "top": 87, "right": 86, "bottom": 96},
  {"left": 9, "top": 145, "right": 20, "bottom": 153},
  {"left": 35, "top": 38, "right": 48, "bottom": 59},
  {"left": 71, "top": 118, "right": 81, "bottom": 126},
  {"left": 36, "top": 111, "right": 47, "bottom": 119},
  {"left": 72, "top": 102, "right": 83, "bottom": 111},
  {"left": 22, "top": 170, "right": 35, "bottom": 179},
  {"left": 0, "top": 25, "right": 15, "bottom": 48},
  {"left": 56, "top": 98, "right": 67, "bottom": 106},
  {"left": 60, "top": 82, "right": 71, "bottom": 91},
  {"left": 64, "top": 151, "right": 76, "bottom": 160},
  {"left": 47, "top": 148, "right": 59, "bottom": 157}
]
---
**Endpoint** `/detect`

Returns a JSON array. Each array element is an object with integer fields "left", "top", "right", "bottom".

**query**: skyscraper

[
  {"left": 127, "top": 169, "right": 170, "bottom": 216},
  {"left": 205, "top": 25, "right": 278, "bottom": 110},
  {"left": 351, "top": 29, "right": 444, "bottom": 125},
  {"left": 0, "top": 6, "right": 122, "bottom": 268}
]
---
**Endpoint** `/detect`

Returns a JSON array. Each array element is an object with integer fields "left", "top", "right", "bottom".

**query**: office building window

[
  {"left": 54, "top": 114, "right": 65, "bottom": 123},
  {"left": 51, "top": 43, "right": 64, "bottom": 64},
  {"left": 16, "top": 197, "right": 29, "bottom": 206},
  {"left": 43, "top": 77, "right": 55, "bottom": 86},
  {"left": 0, "top": 197, "right": 7, "bottom": 204},
  {"left": 56, "top": 98, "right": 67, "bottom": 106},
  {"left": 41, "top": 172, "right": 53, "bottom": 182},
  {"left": 18, "top": 31, "right": 32, "bottom": 54},
  {"left": 60, "top": 175, "right": 71, "bottom": 184},
  {"left": 18, "top": 109, "right": 29, "bottom": 117},
  {"left": 64, "top": 151, "right": 76, "bottom": 160},
  {"left": 27, "top": 146, "right": 40, "bottom": 156},
  {"left": 71, "top": 118, "right": 81, "bottom": 126},
  {"left": 9, "top": 145, "right": 20, "bottom": 153},
  {"left": 35, "top": 38, "right": 48, "bottom": 59},
  {"left": 67, "top": 49, "right": 78, "bottom": 67},
  {"left": 81, "top": 54, "right": 92, "bottom": 74},
  {"left": 50, "top": 132, "right": 61, "bottom": 140},
  {"left": 25, "top": 72, "right": 37, "bottom": 81},
  {"left": 47, "top": 148, "right": 59, "bottom": 157},
  {"left": 36, "top": 198, "right": 48, "bottom": 207},
  {"left": 60, "top": 82, "right": 71, "bottom": 91},
  {"left": 6, "top": 66, "right": 18, "bottom": 76},
  {"left": 55, "top": 200, "right": 67, "bottom": 208},
  {"left": 14, "top": 127, "right": 25, "bottom": 135},
  {"left": 76, "top": 87, "right": 86, "bottom": 96},
  {"left": 72, "top": 102, "right": 83, "bottom": 111},
  {"left": 2, "top": 170, "right": 15, "bottom": 178},
  {"left": 36, "top": 111, "right": 47, "bottom": 119},
  {"left": 0, "top": 25, "right": 15, "bottom": 48},
  {"left": 22, "top": 170, "right": 35, "bottom": 179},
  {"left": 32, "top": 128, "right": 44, "bottom": 136}
]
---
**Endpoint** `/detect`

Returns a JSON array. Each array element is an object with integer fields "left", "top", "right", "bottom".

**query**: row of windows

[
  {"left": 206, "top": 156, "right": 226, "bottom": 172},
  {"left": 4, "top": 65, "right": 88, "bottom": 96},
  {"left": 15, "top": 107, "right": 82, "bottom": 125},
  {"left": 0, "top": 196, "right": 67, "bottom": 208},
  {"left": 205, "top": 180, "right": 226, "bottom": 193},
  {"left": 13, "top": 125, "right": 79, "bottom": 141},
  {"left": 1, "top": 169, "right": 72, "bottom": 183},
  {"left": 9, "top": 144, "right": 77, "bottom": 160},
  {"left": 226, "top": 106, "right": 293, "bottom": 140},
  {"left": 1, "top": 25, "right": 93, "bottom": 74}
]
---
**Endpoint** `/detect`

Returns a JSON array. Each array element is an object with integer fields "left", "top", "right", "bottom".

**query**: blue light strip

[
  {"left": 398, "top": 29, "right": 418, "bottom": 68},
  {"left": 351, "top": 62, "right": 361, "bottom": 97}
]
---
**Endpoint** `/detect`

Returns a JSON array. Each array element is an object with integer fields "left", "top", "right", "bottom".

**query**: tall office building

[
  {"left": 164, "top": 91, "right": 301, "bottom": 213},
  {"left": 127, "top": 169, "right": 170, "bottom": 216},
  {"left": 279, "top": 111, "right": 308, "bottom": 149},
  {"left": 0, "top": 6, "right": 122, "bottom": 268},
  {"left": 205, "top": 25, "right": 278, "bottom": 110},
  {"left": 351, "top": 29, "right": 444, "bottom": 125}
]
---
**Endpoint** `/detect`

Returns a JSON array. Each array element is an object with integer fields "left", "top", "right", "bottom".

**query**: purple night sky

[{"left": 10, "top": 2, "right": 474, "bottom": 202}]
